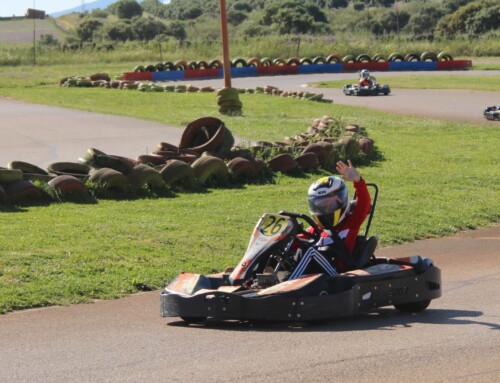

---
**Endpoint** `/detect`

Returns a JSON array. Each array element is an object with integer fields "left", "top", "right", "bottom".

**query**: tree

[
  {"left": 164, "top": 21, "right": 186, "bottom": 41},
  {"left": 435, "top": 1, "right": 489, "bottom": 38},
  {"left": 76, "top": 18, "right": 103, "bottom": 42},
  {"left": 227, "top": 10, "right": 248, "bottom": 26},
  {"left": 404, "top": 5, "right": 444, "bottom": 37},
  {"left": 261, "top": 0, "right": 328, "bottom": 34},
  {"left": 132, "top": 17, "right": 167, "bottom": 41},
  {"left": 100, "top": 20, "right": 135, "bottom": 41},
  {"left": 114, "top": 0, "right": 143, "bottom": 20}
]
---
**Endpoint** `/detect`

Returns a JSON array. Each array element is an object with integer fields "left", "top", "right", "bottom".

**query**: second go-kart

[
  {"left": 343, "top": 83, "right": 391, "bottom": 96},
  {"left": 483, "top": 105, "right": 500, "bottom": 121},
  {"left": 160, "top": 184, "right": 441, "bottom": 323}
]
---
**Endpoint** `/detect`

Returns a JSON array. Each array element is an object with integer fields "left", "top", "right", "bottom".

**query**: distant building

[{"left": 26, "top": 8, "right": 46, "bottom": 19}]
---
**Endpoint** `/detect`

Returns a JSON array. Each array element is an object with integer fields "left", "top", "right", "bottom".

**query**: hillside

[{"left": 0, "top": 18, "right": 65, "bottom": 44}]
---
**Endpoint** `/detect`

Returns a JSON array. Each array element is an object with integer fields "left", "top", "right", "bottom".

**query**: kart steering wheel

[{"left": 278, "top": 211, "right": 321, "bottom": 242}]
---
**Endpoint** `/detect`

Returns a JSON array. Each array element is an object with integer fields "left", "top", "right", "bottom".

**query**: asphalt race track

[{"left": 0, "top": 71, "right": 499, "bottom": 383}]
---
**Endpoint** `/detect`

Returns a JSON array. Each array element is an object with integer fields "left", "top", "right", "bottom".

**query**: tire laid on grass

[
  {"left": 356, "top": 54, "right": 371, "bottom": 63},
  {"left": 92, "top": 155, "right": 134, "bottom": 175},
  {"left": 358, "top": 137, "right": 374, "bottom": 154},
  {"left": 48, "top": 175, "right": 91, "bottom": 201},
  {"left": 7, "top": 161, "right": 48, "bottom": 175},
  {"left": 267, "top": 153, "right": 297, "bottom": 173},
  {"left": 160, "top": 160, "right": 196, "bottom": 187},
  {"left": 4, "top": 180, "right": 44, "bottom": 203},
  {"left": 341, "top": 137, "right": 361, "bottom": 160},
  {"left": 295, "top": 152, "right": 320, "bottom": 171},
  {"left": 191, "top": 156, "right": 229, "bottom": 185},
  {"left": 126, "top": 164, "right": 165, "bottom": 190},
  {"left": 301, "top": 143, "right": 329, "bottom": 166},
  {"left": 179, "top": 117, "right": 226, "bottom": 155},
  {"left": 0, "top": 168, "right": 24, "bottom": 184},
  {"left": 227, "top": 157, "right": 258, "bottom": 180},
  {"left": 89, "top": 168, "right": 130, "bottom": 196},
  {"left": 47, "top": 162, "right": 90, "bottom": 179},
  {"left": 81, "top": 147, "right": 107, "bottom": 165},
  {"left": 136, "top": 154, "right": 167, "bottom": 166}
]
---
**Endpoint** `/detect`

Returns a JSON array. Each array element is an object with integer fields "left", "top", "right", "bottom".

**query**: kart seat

[{"left": 352, "top": 235, "right": 378, "bottom": 269}]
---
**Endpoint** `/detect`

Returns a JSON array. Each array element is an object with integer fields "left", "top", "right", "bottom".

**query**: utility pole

[{"left": 32, "top": 0, "right": 36, "bottom": 65}]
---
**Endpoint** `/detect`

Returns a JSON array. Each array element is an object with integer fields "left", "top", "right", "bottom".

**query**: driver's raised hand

[{"left": 336, "top": 160, "right": 361, "bottom": 182}]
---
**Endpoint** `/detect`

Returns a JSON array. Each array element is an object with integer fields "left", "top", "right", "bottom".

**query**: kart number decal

[{"left": 260, "top": 215, "right": 287, "bottom": 236}]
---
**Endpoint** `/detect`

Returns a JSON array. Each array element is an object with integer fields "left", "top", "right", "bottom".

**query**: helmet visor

[{"left": 307, "top": 188, "right": 347, "bottom": 216}]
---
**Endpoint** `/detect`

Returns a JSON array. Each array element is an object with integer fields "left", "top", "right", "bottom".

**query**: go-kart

[
  {"left": 160, "top": 184, "right": 441, "bottom": 323},
  {"left": 484, "top": 105, "right": 500, "bottom": 121},
  {"left": 343, "top": 77, "right": 390, "bottom": 96}
]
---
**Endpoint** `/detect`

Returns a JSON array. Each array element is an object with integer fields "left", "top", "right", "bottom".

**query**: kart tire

[
  {"left": 301, "top": 143, "right": 328, "bottom": 166},
  {"left": 7, "top": 161, "right": 48, "bottom": 176},
  {"left": 126, "top": 164, "right": 165, "bottom": 190},
  {"left": 47, "top": 162, "right": 90, "bottom": 179},
  {"left": 356, "top": 54, "right": 371, "bottom": 63},
  {"left": 191, "top": 155, "right": 228, "bottom": 185},
  {"left": 267, "top": 153, "right": 297, "bottom": 173},
  {"left": 394, "top": 300, "right": 431, "bottom": 313},
  {"left": 48, "top": 175, "right": 90, "bottom": 201},
  {"left": 181, "top": 316, "right": 206, "bottom": 324},
  {"left": 160, "top": 160, "right": 196, "bottom": 187}
]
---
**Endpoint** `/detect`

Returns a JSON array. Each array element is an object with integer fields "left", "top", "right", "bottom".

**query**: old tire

[
  {"left": 227, "top": 157, "right": 258, "bottom": 180},
  {"left": 179, "top": 117, "right": 226, "bottom": 155},
  {"left": 126, "top": 164, "right": 165, "bottom": 190},
  {"left": 4, "top": 180, "right": 44, "bottom": 204},
  {"left": 191, "top": 156, "right": 229, "bottom": 185},
  {"left": 160, "top": 160, "right": 196, "bottom": 188},
  {"left": 295, "top": 152, "right": 320, "bottom": 171},
  {"left": 267, "top": 153, "right": 297, "bottom": 173},
  {"left": 89, "top": 168, "right": 130, "bottom": 196},
  {"left": 0, "top": 168, "right": 24, "bottom": 184},
  {"left": 7, "top": 161, "right": 48, "bottom": 175}
]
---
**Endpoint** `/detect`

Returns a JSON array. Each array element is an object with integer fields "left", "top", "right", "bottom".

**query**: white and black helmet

[
  {"left": 307, "top": 176, "right": 349, "bottom": 229},
  {"left": 360, "top": 69, "right": 370, "bottom": 78}
]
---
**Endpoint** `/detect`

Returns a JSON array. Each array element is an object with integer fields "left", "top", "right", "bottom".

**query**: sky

[{"left": 1, "top": 1, "right": 87, "bottom": 17}]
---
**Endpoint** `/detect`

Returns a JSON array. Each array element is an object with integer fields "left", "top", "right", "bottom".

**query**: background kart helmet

[
  {"left": 307, "top": 176, "right": 349, "bottom": 229},
  {"left": 360, "top": 69, "right": 370, "bottom": 78}
]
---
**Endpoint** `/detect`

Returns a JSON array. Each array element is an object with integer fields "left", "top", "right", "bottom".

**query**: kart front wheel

[
  {"left": 394, "top": 300, "right": 431, "bottom": 313},
  {"left": 181, "top": 316, "right": 206, "bottom": 324}
]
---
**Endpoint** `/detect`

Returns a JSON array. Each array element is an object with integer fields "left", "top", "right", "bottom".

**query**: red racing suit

[
  {"left": 291, "top": 178, "right": 371, "bottom": 276},
  {"left": 359, "top": 78, "right": 373, "bottom": 87}
]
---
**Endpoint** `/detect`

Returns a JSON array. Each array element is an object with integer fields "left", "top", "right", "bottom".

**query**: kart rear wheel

[
  {"left": 181, "top": 316, "right": 206, "bottom": 324},
  {"left": 394, "top": 300, "right": 431, "bottom": 313}
]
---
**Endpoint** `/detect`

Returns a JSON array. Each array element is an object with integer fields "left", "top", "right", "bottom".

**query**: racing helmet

[
  {"left": 307, "top": 176, "right": 349, "bottom": 229},
  {"left": 360, "top": 69, "right": 370, "bottom": 78}
]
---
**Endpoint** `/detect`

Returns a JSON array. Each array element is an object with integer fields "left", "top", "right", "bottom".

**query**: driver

[
  {"left": 359, "top": 69, "right": 374, "bottom": 87},
  {"left": 289, "top": 160, "right": 371, "bottom": 279}
]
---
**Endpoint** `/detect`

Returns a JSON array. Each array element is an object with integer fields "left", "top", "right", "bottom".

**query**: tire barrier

[
  {"left": 2, "top": 115, "right": 376, "bottom": 205},
  {"left": 120, "top": 51, "right": 468, "bottom": 82}
]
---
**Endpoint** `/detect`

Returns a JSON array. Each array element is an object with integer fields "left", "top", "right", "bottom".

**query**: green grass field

[{"left": 0, "top": 63, "right": 499, "bottom": 314}]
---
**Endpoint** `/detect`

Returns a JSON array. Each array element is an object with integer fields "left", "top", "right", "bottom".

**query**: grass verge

[{"left": 0, "top": 64, "right": 499, "bottom": 313}]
